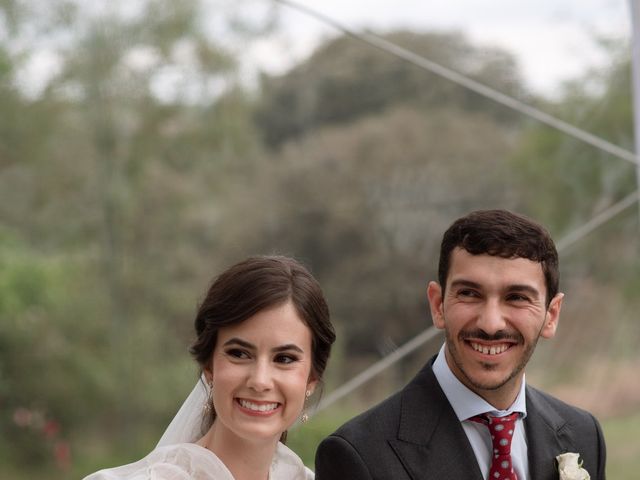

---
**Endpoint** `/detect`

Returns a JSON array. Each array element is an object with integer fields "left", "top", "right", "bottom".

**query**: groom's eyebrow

[
  {"left": 449, "top": 279, "right": 482, "bottom": 290},
  {"left": 507, "top": 284, "right": 541, "bottom": 297}
]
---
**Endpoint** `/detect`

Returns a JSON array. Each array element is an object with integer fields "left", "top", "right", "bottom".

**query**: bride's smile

[{"left": 236, "top": 398, "right": 281, "bottom": 415}]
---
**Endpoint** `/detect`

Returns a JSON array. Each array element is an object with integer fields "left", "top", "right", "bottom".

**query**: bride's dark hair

[{"left": 189, "top": 255, "right": 335, "bottom": 440}]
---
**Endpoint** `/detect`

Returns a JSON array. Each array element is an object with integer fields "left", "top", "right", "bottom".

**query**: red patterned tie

[{"left": 471, "top": 412, "right": 519, "bottom": 480}]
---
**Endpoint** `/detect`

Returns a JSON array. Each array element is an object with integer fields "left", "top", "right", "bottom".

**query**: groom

[{"left": 315, "top": 210, "right": 606, "bottom": 479}]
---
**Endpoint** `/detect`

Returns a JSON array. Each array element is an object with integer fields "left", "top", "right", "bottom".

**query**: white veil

[{"left": 156, "top": 374, "right": 210, "bottom": 447}]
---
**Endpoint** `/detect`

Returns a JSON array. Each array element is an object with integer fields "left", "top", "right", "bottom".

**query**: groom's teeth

[
  {"left": 471, "top": 342, "right": 510, "bottom": 355},
  {"left": 239, "top": 399, "right": 279, "bottom": 412}
]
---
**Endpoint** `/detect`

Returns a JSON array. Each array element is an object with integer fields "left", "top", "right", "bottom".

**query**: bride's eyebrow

[
  {"left": 222, "top": 338, "right": 255, "bottom": 349},
  {"left": 273, "top": 344, "right": 304, "bottom": 354},
  {"left": 222, "top": 338, "right": 305, "bottom": 354}
]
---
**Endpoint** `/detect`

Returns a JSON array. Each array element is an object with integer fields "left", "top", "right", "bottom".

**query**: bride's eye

[
  {"left": 274, "top": 353, "right": 299, "bottom": 364},
  {"left": 226, "top": 348, "right": 250, "bottom": 359}
]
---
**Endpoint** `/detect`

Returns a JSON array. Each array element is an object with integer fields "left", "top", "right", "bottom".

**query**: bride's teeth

[{"left": 239, "top": 400, "right": 278, "bottom": 412}]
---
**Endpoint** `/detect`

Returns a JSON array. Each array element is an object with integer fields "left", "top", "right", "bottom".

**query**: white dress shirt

[{"left": 432, "top": 344, "right": 530, "bottom": 480}]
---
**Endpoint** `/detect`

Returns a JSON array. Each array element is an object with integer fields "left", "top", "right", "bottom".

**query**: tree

[
  {"left": 255, "top": 30, "right": 527, "bottom": 147},
  {"left": 222, "top": 105, "right": 521, "bottom": 363},
  {"left": 511, "top": 41, "right": 635, "bottom": 265},
  {"left": 510, "top": 41, "right": 640, "bottom": 397},
  {"left": 0, "top": 1, "right": 271, "bottom": 476}
]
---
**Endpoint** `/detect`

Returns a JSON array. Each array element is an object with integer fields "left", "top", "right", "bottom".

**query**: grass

[{"left": 601, "top": 411, "right": 640, "bottom": 480}]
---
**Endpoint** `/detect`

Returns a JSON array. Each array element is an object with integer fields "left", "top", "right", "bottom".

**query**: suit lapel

[
  {"left": 389, "top": 360, "right": 484, "bottom": 480},
  {"left": 387, "top": 364, "right": 579, "bottom": 480},
  {"left": 525, "top": 387, "right": 575, "bottom": 480}
]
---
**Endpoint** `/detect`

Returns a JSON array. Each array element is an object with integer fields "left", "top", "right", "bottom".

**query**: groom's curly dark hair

[{"left": 438, "top": 209, "right": 559, "bottom": 307}]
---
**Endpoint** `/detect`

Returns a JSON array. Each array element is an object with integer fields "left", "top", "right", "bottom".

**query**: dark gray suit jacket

[{"left": 315, "top": 357, "right": 606, "bottom": 479}]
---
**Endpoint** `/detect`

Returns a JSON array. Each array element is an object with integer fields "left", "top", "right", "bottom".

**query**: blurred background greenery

[{"left": 1, "top": 0, "right": 638, "bottom": 478}]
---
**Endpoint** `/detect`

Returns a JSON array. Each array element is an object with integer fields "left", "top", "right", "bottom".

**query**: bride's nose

[{"left": 247, "top": 359, "right": 274, "bottom": 391}]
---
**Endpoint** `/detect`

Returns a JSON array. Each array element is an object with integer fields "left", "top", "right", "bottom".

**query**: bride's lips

[{"left": 235, "top": 398, "right": 282, "bottom": 416}]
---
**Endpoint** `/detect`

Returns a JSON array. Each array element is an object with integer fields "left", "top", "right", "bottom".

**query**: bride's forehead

[{"left": 216, "top": 304, "right": 312, "bottom": 345}]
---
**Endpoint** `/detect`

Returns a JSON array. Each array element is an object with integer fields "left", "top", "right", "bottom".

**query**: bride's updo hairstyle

[{"left": 189, "top": 255, "right": 336, "bottom": 435}]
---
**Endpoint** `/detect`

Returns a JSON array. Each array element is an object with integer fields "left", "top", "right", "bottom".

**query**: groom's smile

[{"left": 469, "top": 341, "right": 511, "bottom": 355}]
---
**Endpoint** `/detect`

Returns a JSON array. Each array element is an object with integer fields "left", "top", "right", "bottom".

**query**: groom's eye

[
  {"left": 458, "top": 289, "right": 479, "bottom": 298},
  {"left": 506, "top": 292, "right": 532, "bottom": 304}
]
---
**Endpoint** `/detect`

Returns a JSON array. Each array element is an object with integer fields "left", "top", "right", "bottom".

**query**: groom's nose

[{"left": 476, "top": 298, "right": 507, "bottom": 334}]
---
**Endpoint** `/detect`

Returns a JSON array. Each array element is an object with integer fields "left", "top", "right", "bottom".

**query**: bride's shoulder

[
  {"left": 273, "top": 443, "right": 315, "bottom": 480},
  {"left": 83, "top": 443, "right": 234, "bottom": 480}
]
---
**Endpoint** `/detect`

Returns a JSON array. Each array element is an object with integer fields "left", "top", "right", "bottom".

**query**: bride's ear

[
  {"left": 306, "top": 374, "right": 319, "bottom": 396},
  {"left": 203, "top": 364, "right": 214, "bottom": 384}
]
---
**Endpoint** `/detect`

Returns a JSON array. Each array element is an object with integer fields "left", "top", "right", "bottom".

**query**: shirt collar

[{"left": 432, "top": 344, "right": 527, "bottom": 422}]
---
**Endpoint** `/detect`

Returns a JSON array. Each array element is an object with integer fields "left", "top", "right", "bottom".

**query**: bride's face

[{"left": 207, "top": 300, "right": 316, "bottom": 444}]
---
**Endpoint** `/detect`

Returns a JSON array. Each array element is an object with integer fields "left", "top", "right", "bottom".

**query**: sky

[
  {"left": 10, "top": 0, "right": 633, "bottom": 101},
  {"left": 246, "top": 0, "right": 632, "bottom": 96}
]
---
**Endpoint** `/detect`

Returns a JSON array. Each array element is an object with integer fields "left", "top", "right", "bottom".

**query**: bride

[{"left": 84, "top": 255, "right": 336, "bottom": 480}]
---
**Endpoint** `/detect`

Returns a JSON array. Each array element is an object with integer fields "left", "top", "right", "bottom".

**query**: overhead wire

[
  {"left": 555, "top": 190, "right": 640, "bottom": 251},
  {"left": 315, "top": 327, "right": 442, "bottom": 413},
  {"left": 271, "top": 0, "right": 640, "bottom": 417},
  {"left": 274, "top": 0, "right": 639, "bottom": 166},
  {"left": 310, "top": 189, "right": 639, "bottom": 416}
]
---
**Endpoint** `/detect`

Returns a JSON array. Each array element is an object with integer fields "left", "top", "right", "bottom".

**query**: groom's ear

[
  {"left": 427, "top": 281, "right": 445, "bottom": 329},
  {"left": 540, "top": 292, "right": 563, "bottom": 339}
]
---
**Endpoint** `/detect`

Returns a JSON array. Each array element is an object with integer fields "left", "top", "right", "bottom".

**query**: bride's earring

[
  {"left": 204, "top": 380, "right": 214, "bottom": 414},
  {"left": 301, "top": 390, "right": 312, "bottom": 423}
]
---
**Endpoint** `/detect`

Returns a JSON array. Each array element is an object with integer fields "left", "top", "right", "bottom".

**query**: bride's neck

[{"left": 198, "top": 421, "right": 279, "bottom": 480}]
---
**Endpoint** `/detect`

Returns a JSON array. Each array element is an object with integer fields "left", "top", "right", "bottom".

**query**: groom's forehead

[{"left": 446, "top": 249, "right": 545, "bottom": 285}]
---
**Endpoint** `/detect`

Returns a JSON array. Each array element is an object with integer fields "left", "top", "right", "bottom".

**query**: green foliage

[
  {"left": 602, "top": 412, "right": 640, "bottom": 480},
  {"left": 0, "top": 45, "right": 12, "bottom": 78},
  {"left": 0, "top": 1, "right": 267, "bottom": 476},
  {"left": 0, "top": 2, "right": 637, "bottom": 478},
  {"left": 511, "top": 40, "right": 640, "bottom": 407},
  {"left": 256, "top": 30, "right": 526, "bottom": 147},
  {"left": 512, "top": 53, "right": 634, "bottom": 233},
  {"left": 510, "top": 43, "right": 639, "bottom": 307},
  {"left": 0, "top": 240, "right": 81, "bottom": 470},
  {"left": 287, "top": 407, "right": 361, "bottom": 468},
  {"left": 223, "top": 104, "right": 521, "bottom": 356}
]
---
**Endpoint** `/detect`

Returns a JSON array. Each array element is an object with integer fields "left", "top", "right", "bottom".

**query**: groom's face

[{"left": 427, "top": 248, "right": 563, "bottom": 407}]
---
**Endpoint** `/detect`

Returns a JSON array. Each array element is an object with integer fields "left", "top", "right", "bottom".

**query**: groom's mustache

[{"left": 459, "top": 330, "right": 524, "bottom": 344}]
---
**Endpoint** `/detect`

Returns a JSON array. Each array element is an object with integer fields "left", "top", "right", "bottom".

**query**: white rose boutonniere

[{"left": 556, "top": 452, "right": 590, "bottom": 480}]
